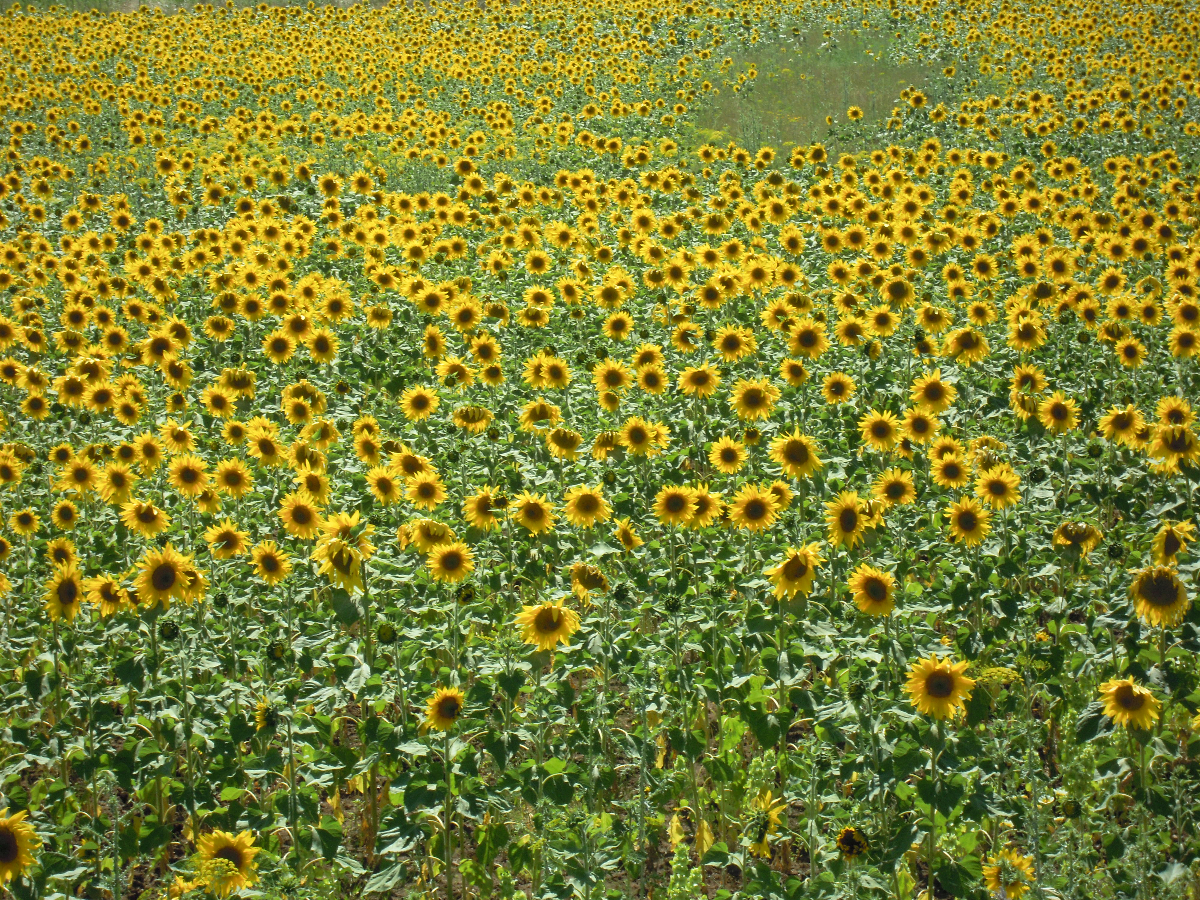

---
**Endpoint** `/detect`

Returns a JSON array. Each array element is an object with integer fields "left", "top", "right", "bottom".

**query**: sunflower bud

[
  {"left": 158, "top": 620, "right": 180, "bottom": 641},
  {"left": 377, "top": 622, "right": 398, "bottom": 644}
]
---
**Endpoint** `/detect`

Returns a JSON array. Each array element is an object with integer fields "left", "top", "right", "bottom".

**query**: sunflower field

[{"left": 0, "top": 0, "right": 1199, "bottom": 896}]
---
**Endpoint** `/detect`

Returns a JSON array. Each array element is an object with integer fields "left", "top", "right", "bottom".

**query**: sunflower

[
  {"left": 746, "top": 790, "right": 785, "bottom": 858},
  {"left": 453, "top": 405, "right": 493, "bottom": 434},
  {"left": 205, "top": 519, "right": 250, "bottom": 560},
  {"left": 983, "top": 848, "right": 1035, "bottom": 900},
  {"left": 1038, "top": 391, "right": 1078, "bottom": 434},
  {"left": 873, "top": 468, "right": 915, "bottom": 507},
  {"left": 406, "top": 473, "right": 446, "bottom": 511},
  {"left": 709, "top": 435, "right": 747, "bottom": 474},
  {"left": 43, "top": 565, "right": 84, "bottom": 622},
  {"left": 1153, "top": 520, "right": 1195, "bottom": 565},
  {"left": 901, "top": 407, "right": 940, "bottom": 445},
  {"left": 654, "top": 486, "right": 696, "bottom": 527},
  {"left": 766, "top": 544, "right": 823, "bottom": 598},
  {"left": 427, "top": 542, "right": 474, "bottom": 583},
  {"left": 835, "top": 826, "right": 868, "bottom": 859},
  {"left": 547, "top": 427, "right": 584, "bottom": 460},
  {"left": 1129, "top": 566, "right": 1190, "bottom": 627},
  {"left": 729, "top": 484, "right": 778, "bottom": 531},
  {"left": 563, "top": 485, "right": 610, "bottom": 529},
  {"left": 677, "top": 363, "right": 721, "bottom": 397},
  {"left": 974, "top": 463, "right": 1021, "bottom": 509},
  {"left": 0, "top": 808, "right": 41, "bottom": 883},
  {"left": 313, "top": 538, "right": 364, "bottom": 593},
  {"left": 120, "top": 499, "right": 171, "bottom": 538},
  {"left": 58, "top": 457, "right": 98, "bottom": 494},
  {"left": 945, "top": 497, "right": 991, "bottom": 546},
  {"left": 729, "top": 378, "right": 780, "bottom": 421},
  {"left": 463, "top": 487, "right": 502, "bottom": 531},
  {"left": 400, "top": 386, "right": 439, "bottom": 421},
  {"left": 905, "top": 656, "right": 974, "bottom": 719},
  {"left": 515, "top": 600, "right": 581, "bottom": 651},
  {"left": 686, "top": 489, "right": 720, "bottom": 532},
  {"left": 1052, "top": 521, "right": 1103, "bottom": 557},
  {"left": 822, "top": 371, "right": 856, "bottom": 404},
  {"left": 167, "top": 454, "right": 209, "bottom": 498},
  {"left": 196, "top": 830, "right": 259, "bottom": 898},
  {"left": 613, "top": 517, "right": 644, "bottom": 551},
  {"left": 931, "top": 454, "right": 970, "bottom": 489},
  {"left": 521, "top": 399, "right": 562, "bottom": 431},
  {"left": 250, "top": 542, "right": 291, "bottom": 586},
  {"left": 10, "top": 508, "right": 39, "bottom": 537},
  {"left": 787, "top": 317, "right": 828, "bottom": 359},
  {"left": 769, "top": 429, "right": 822, "bottom": 479},
  {"left": 1098, "top": 678, "right": 1161, "bottom": 730},
  {"left": 571, "top": 562, "right": 610, "bottom": 603},
  {"left": 825, "top": 491, "right": 866, "bottom": 548},
  {"left": 859, "top": 410, "right": 900, "bottom": 452},
  {"left": 45, "top": 538, "right": 76, "bottom": 569},
  {"left": 424, "top": 686, "right": 466, "bottom": 732},
  {"left": 279, "top": 492, "right": 322, "bottom": 540},
  {"left": 85, "top": 575, "right": 129, "bottom": 617},
  {"left": 1149, "top": 424, "right": 1200, "bottom": 469},
  {"left": 135, "top": 544, "right": 199, "bottom": 608},
  {"left": 511, "top": 492, "right": 556, "bottom": 534},
  {"left": 618, "top": 416, "right": 655, "bottom": 456},
  {"left": 848, "top": 563, "right": 895, "bottom": 616},
  {"left": 214, "top": 459, "right": 253, "bottom": 498}
]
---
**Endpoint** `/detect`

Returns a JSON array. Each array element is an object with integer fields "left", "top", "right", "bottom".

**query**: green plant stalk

[{"left": 444, "top": 727, "right": 455, "bottom": 900}]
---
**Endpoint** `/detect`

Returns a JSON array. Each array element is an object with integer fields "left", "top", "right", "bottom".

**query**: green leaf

[
  {"left": 329, "top": 588, "right": 361, "bottom": 626},
  {"left": 1075, "top": 701, "right": 1113, "bottom": 743},
  {"left": 363, "top": 862, "right": 408, "bottom": 895},
  {"left": 311, "top": 817, "right": 343, "bottom": 860}
]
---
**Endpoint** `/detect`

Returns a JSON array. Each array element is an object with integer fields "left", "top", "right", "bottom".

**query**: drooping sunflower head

[
  {"left": 1129, "top": 565, "right": 1189, "bottom": 627},
  {"left": 835, "top": 826, "right": 868, "bottom": 859},
  {"left": 1153, "top": 520, "right": 1195, "bottom": 565},
  {"left": 1052, "top": 521, "right": 1103, "bottom": 557}
]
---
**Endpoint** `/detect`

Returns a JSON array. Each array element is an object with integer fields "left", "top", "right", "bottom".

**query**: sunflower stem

[{"left": 444, "top": 727, "right": 455, "bottom": 900}]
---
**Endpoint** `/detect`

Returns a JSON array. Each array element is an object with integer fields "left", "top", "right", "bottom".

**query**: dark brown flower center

[
  {"left": 1139, "top": 573, "right": 1178, "bottom": 607},
  {"left": 0, "top": 825, "right": 18, "bottom": 864},
  {"left": 925, "top": 672, "right": 955, "bottom": 698},
  {"left": 864, "top": 578, "right": 888, "bottom": 603},
  {"left": 58, "top": 579, "right": 78, "bottom": 606},
  {"left": 533, "top": 607, "right": 562, "bottom": 633},
  {"left": 152, "top": 563, "right": 177, "bottom": 592}
]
